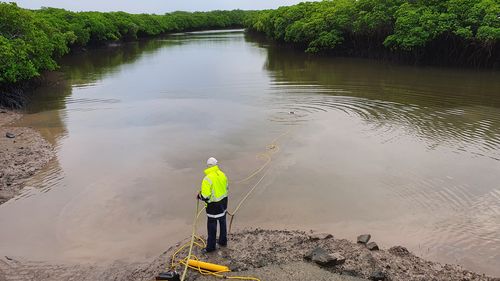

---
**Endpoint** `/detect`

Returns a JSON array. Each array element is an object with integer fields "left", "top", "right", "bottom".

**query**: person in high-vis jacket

[{"left": 197, "top": 157, "right": 228, "bottom": 252}]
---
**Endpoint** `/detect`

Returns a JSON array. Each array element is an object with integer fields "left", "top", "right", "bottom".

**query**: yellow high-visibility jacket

[{"left": 200, "top": 165, "right": 228, "bottom": 203}]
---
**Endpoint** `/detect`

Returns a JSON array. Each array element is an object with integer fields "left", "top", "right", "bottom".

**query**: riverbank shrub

[
  {"left": 0, "top": 2, "right": 248, "bottom": 86},
  {"left": 246, "top": 0, "right": 499, "bottom": 66}
]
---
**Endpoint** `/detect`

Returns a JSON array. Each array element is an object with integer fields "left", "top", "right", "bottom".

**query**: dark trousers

[
  {"left": 206, "top": 214, "right": 227, "bottom": 251},
  {"left": 206, "top": 197, "right": 228, "bottom": 251}
]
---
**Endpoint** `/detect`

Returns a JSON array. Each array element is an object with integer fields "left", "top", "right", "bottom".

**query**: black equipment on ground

[{"left": 156, "top": 271, "right": 180, "bottom": 281}]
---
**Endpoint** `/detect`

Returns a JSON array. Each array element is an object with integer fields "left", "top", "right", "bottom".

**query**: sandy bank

[
  {"left": 0, "top": 109, "right": 54, "bottom": 204},
  {"left": 0, "top": 229, "right": 497, "bottom": 281}
]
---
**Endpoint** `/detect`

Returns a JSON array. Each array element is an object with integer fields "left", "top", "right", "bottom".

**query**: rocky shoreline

[
  {"left": 0, "top": 109, "right": 54, "bottom": 204},
  {"left": 0, "top": 229, "right": 497, "bottom": 281},
  {"left": 179, "top": 229, "right": 497, "bottom": 281}
]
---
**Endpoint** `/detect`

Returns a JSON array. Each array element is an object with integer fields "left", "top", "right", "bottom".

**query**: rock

[
  {"left": 304, "top": 247, "right": 343, "bottom": 267},
  {"left": 313, "top": 253, "right": 338, "bottom": 267},
  {"left": 330, "top": 252, "right": 345, "bottom": 265},
  {"left": 0, "top": 110, "right": 7, "bottom": 113},
  {"left": 5, "top": 132, "right": 15, "bottom": 139},
  {"left": 304, "top": 247, "right": 326, "bottom": 261},
  {"left": 370, "top": 270, "right": 386, "bottom": 280},
  {"left": 367, "top": 242, "right": 379, "bottom": 251},
  {"left": 310, "top": 233, "right": 333, "bottom": 241},
  {"left": 388, "top": 246, "right": 410, "bottom": 257},
  {"left": 357, "top": 234, "right": 371, "bottom": 244}
]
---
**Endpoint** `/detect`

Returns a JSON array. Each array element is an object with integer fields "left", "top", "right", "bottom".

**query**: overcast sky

[{"left": 12, "top": 0, "right": 311, "bottom": 13}]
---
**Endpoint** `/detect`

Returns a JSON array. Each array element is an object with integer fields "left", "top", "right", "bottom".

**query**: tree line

[
  {"left": 0, "top": 2, "right": 248, "bottom": 86},
  {"left": 245, "top": 0, "right": 499, "bottom": 67},
  {"left": 1, "top": 0, "right": 498, "bottom": 93}
]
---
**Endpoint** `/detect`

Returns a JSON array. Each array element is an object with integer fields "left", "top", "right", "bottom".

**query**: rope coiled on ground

[{"left": 168, "top": 128, "right": 292, "bottom": 281}]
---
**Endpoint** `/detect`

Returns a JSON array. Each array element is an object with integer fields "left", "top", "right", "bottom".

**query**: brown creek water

[{"left": 0, "top": 30, "right": 499, "bottom": 276}]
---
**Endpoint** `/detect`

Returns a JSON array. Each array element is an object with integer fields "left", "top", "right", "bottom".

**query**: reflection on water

[
  {"left": 259, "top": 41, "right": 500, "bottom": 161},
  {"left": 0, "top": 30, "right": 499, "bottom": 276},
  {"left": 252, "top": 35, "right": 500, "bottom": 275}
]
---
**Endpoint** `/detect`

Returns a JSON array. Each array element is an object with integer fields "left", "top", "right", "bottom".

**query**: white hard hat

[{"left": 206, "top": 157, "right": 218, "bottom": 167}]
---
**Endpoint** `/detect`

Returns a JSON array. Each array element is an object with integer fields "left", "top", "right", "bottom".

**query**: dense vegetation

[
  {"left": 1, "top": 0, "right": 499, "bottom": 105},
  {"left": 0, "top": 2, "right": 248, "bottom": 86},
  {"left": 245, "top": 0, "right": 500, "bottom": 66}
]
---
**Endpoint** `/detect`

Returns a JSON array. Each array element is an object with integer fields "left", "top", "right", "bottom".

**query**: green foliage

[
  {"left": 0, "top": 2, "right": 249, "bottom": 85},
  {"left": 353, "top": 0, "right": 403, "bottom": 33},
  {"left": 0, "top": 36, "right": 37, "bottom": 83},
  {"left": 246, "top": 0, "right": 499, "bottom": 57},
  {"left": 0, "top": 3, "right": 58, "bottom": 83},
  {"left": 1, "top": 0, "right": 498, "bottom": 86},
  {"left": 249, "top": 1, "right": 360, "bottom": 53}
]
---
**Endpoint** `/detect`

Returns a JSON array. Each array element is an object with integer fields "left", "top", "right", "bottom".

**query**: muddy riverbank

[
  {"left": 0, "top": 110, "right": 54, "bottom": 204},
  {"left": 0, "top": 229, "right": 496, "bottom": 281}
]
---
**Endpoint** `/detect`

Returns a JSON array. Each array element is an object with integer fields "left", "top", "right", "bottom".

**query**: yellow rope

[
  {"left": 227, "top": 166, "right": 272, "bottom": 233},
  {"left": 168, "top": 200, "right": 259, "bottom": 281},
  {"left": 171, "top": 202, "right": 261, "bottom": 281},
  {"left": 179, "top": 200, "right": 204, "bottom": 281},
  {"left": 227, "top": 127, "right": 291, "bottom": 231},
  {"left": 233, "top": 128, "right": 290, "bottom": 184},
  {"left": 166, "top": 128, "right": 292, "bottom": 281},
  {"left": 233, "top": 153, "right": 271, "bottom": 184}
]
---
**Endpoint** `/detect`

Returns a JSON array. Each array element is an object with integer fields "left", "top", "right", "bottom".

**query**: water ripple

[
  {"left": 266, "top": 82, "right": 500, "bottom": 161},
  {"left": 65, "top": 97, "right": 121, "bottom": 105},
  {"left": 16, "top": 160, "right": 65, "bottom": 200}
]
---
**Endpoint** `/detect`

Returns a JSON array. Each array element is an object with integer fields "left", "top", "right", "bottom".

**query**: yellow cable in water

[
  {"left": 227, "top": 127, "right": 292, "bottom": 231},
  {"left": 168, "top": 128, "right": 292, "bottom": 281},
  {"left": 227, "top": 166, "right": 273, "bottom": 233},
  {"left": 234, "top": 128, "right": 290, "bottom": 184},
  {"left": 234, "top": 153, "right": 271, "bottom": 184}
]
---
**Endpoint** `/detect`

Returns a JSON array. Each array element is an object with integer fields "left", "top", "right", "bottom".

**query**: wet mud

[
  {"left": 0, "top": 229, "right": 496, "bottom": 281},
  {"left": 0, "top": 110, "right": 54, "bottom": 204}
]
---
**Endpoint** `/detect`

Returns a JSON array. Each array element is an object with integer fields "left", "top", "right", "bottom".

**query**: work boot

[{"left": 201, "top": 248, "right": 215, "bottom": 254}]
